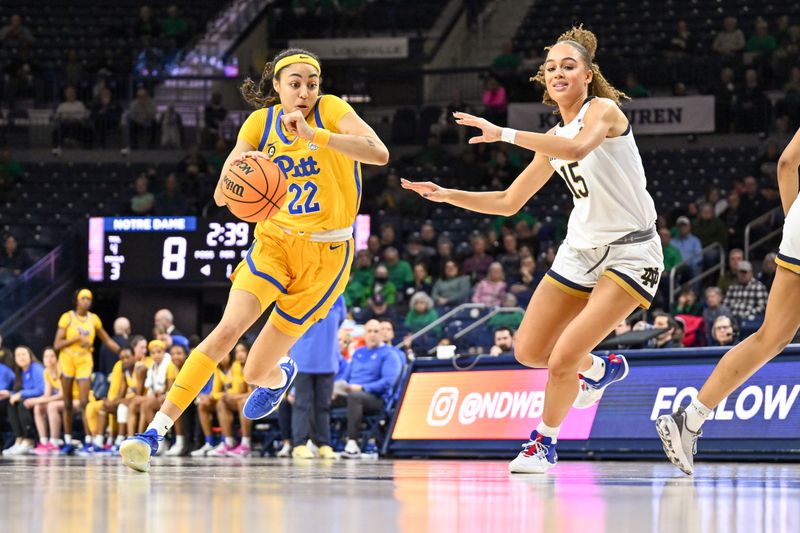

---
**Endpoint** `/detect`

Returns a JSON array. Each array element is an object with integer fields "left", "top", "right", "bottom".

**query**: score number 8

[{"left": 162, "top": 236, "right": 187, "bottom": 280}]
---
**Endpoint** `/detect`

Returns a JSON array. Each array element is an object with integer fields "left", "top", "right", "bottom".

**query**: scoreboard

[{"left": 87, "top": 217, "right": 251, "bottom": 284}]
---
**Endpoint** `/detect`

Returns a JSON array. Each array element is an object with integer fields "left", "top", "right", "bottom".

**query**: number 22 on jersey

[
  {"left": 287, "top": 181, "right": 321, "bottom": 215},
  {"left": 557, "top": 162, "right": 589, "bottom": 199}
]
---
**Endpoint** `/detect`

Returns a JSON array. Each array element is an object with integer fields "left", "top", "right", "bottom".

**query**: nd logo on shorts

[{"left": 640, "top": 267, "right": 660, "bottom": 288}]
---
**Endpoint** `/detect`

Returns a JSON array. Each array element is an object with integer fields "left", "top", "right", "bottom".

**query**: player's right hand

[
  {"left": 231, "top": 151, "right": 271, "bottom": 165},
  {"left": 401, "top": 178, "right": 449, "bottom": 203}
]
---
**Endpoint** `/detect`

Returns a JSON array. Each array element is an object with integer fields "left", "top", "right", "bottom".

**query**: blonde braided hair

[{"left": 531, "top": 25, "right": 629, "bottom": 112}]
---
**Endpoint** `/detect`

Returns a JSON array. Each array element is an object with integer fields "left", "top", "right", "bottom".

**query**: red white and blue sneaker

[
  {"left": 242, "top": 357, "right": 298, "bottom": 420},
  {"left": 508, "top": 431, "right": 558, "bottom": 474},
  {"left": 120, "top": 429, "right": 162, "bottom": 472},
  {"left": 573, "top": 353, "right": 630, "bottom": 409}
]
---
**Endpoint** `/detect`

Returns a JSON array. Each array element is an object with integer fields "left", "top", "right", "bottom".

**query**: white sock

[
  {"left": 225, "top": 436, "right": 236, "bottom": 447},
  {"left": 115, "top": 435, "right": 125, "bottom": 446},
  {"left": 93, "top": 435, "right": 104, "bottom": 447},
  {"left": 39, "top": 437, "right": 47, "bottom": 446},
  {"left": 50, "top": 438, "right": 59, "bottom": 446},
  {"left": 269, "top": 368, "right": 288, "bottom": 390},
  {"left": 175, "top": 435, "right": 186, "bottom": 448},
  {"left": 581, "top": 354, "right": 607, "bottom": 381},
  {"left": 147, "top": 411, "right": 175, "bottom": 437},
  {"left": 84, "top": 435, "right": 92, "bottom": 444},
  {"left": 685, "top": 398, "right": 712, "bottom": 432},
  {"left": 241, "top": 436, "right": 251, "bottom": 447},
  {"left": 536, "top": 422, "right": 561, "bottom": 443},
  {"left": 64, "top": 434, "right": 72, "bottom": 444}
]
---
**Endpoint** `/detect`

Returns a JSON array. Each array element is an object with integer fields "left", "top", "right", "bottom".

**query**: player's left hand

[
  {"left": 281, "top": 110, "right": 315, "bottom": 140},
  {"left": 453, "top": 111, "right": 501, "bottom": 144},
  {"left": 400, "top": 178, "right": 449, "bottom": 203}
]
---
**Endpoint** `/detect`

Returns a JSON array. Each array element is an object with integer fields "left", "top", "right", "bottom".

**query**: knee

[
  {"left": 242, "top": 365, "right": 259, "bottom": 384},
  {"left": 547, "top": 351, "right": 580, "bottom": 382},
  {"left": 208, "top": 322, "right": 242, "bottom": 355},
  {"left": 513, "top": 331, "right": 550, "bottom": 368}
]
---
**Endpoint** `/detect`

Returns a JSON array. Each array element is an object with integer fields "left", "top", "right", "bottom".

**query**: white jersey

[
  {"left": 549, "top": 97, "right": 657, "bottom": 249},
  {"left": 776, "top": 193, "right": 800, "bottom": 274}
]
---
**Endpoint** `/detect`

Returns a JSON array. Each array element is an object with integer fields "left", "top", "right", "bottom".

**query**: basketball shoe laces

[{"left": 522, "top": 439, "right": 549, "bottom": 458}]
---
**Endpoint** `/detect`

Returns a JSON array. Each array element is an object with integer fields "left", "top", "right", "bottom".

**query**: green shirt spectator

[
  {"left": 492, "top": 42, "right": 521, "bottom": 72},
  {"left": 659, "top": 227, "right": 684, "bottom": 273},
  {"left": 365, "top": 265, "right": 397, "bottom": 306},
  {"left": 746, "top": 19, "right": 777, "bottom": 53},
  {"left": 160, "top": 6, "right": 188, "bottom": 40},
  {"left": 693, "top": 204, "right": 728, "bottom": 248},
  {"left": 382, "top": 247, "right": 413, "bottom": 292},
  {"left": 404, "top": 292, "right": 441, "bottom": 337}
]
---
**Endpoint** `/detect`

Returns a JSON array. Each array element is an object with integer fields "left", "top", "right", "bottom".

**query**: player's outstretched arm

[
  {"left": 777, "top": 127, "right": 800, "bottom": 216},
  {"left": 454, "top": 99, "right": 619, "bottom": 161},
  {"left": 401, "top": 150, "right": 553, "bottom": 216}
]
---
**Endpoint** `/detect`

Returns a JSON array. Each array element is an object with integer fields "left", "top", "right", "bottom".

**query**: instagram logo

[{"left": 427, "top": 387, "right": 460, "bottom": 426}]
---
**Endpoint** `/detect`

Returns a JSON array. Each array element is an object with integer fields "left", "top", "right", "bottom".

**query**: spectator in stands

[
  {"left": 753, "top": 141, "right": 780, "bottom": 181},
  {"left": 665, "top": 19, "right": 694, "bottom": 58},
  {"left": 724, "top": 260, "right": 769, "bottom": 321},
  {"left": 154, "top": 308, "right": 184, "bottom": 340},
  {"left": 347, "top": 250, "right": 374, "bottom": 303},
  {"left": 202, "top": 92, "right": 227, "bottom": 148},
  {"left": 91, "top": 88, "right": 122, "bottom": 148},
  {"left": 652, "top": 313, "right": 682, "bottom": 349},
  {"left": 376, "top": 170, "right": 413, "bottom": 213},
  {"left": 746, "top": 18, "right": 777, "bottom": 56},
  {"left": 365, "top": 266, "right": 398, "bottom": 320},
  {"left": 671, "top": 286, "right": 702, "bottom": 316},
  {"left": 432, "top": 260, "right": 471, "bottom": 307},
  {"left": 710, "top": 315, "right": 737, "bottom": 347},
  {"left": 736, "top": 69, "right": 770, "bottom": 133},
  {"left": 453, "top": 148, "right": 485, "bottom": 189},
  {"left": 703, "top": 286, "right": 733, "bottom": 329},
  {"left": 130, "top": 175, "right": 155, "bottom": 215},
  {"left": 624, "top": 73, "right": 649, "bottom": 98},
  {"left": 507, "top": 253, "right": 541, "bottom": 307},
  {"left": 379, "top": 223, "right": 397, "bottom": 251},
  {"left": 382, "top": 247, "right": 413, "bottom": 296},
  {"left": 431, "top": 236, "right": 455, "bottom": 279},
  {"left": 416, "top": 134, "right": 449, "bottom": 169},
  {"left": 672, "top": 217, "right": 703, "bottom": 275},
  {"left": 714, "top": 67, "right": 738, "bottom": 133},
  {"left": 334, "top": 319, "right": 401, "bottom": 459},
  {"left": 52, "top": 86, "right": 89, "bottom": 153},
  {"left": 694, "top": 203, "right": 728, "bottom": 249},
  {"left": 0, "top": 234, "right": 25, "bottom": 286},
  {"left": 289, "top": 297, "right": 344, "bottom": 459},
  {"left": 738, "top": 175, "right": 772, "bottom": 225},
  {"left": 0, "top": 14, "right": 35, "bottom": 49},
  {"left": 159, "top": 105, "right": 183, "bottom": 149},
  {"left": 722, "top": 192, "right": 743, "bottom": 248},
  {"left": 160, "top": 5, "right": 188, "bottom": 47},
  {"left": 404, "top": 292, "right": 440, "bottom": 337},
  {"left": 659, "top": 227, "right": 683, "bottom": 275},
  {"left": 154, "top": 173, "right": 189, "bottom": 216},
  {"left": 482, "top": 76, "right": 508, "bottom": 126},
  {"left": 496, "top": 233, "right": 520, "bottom": 278},
  {"left": 2, "top": 346, "right": 43, "bottom": 455},
  {"left": 489, "top": 326, "right": 515, "bottom": 357},
  {"left": 463, "top": 234, "right": 494, "bottom": 281},
  {"left": 718, "top": 248, "right": 744, "bottom": 293},
  {"left": 177, "top": 145, "right": 209, "bottom": 176},
  {"left": 759, "top": 252, "right": 777, "bottom": 290},
  {"left": 133, "top": 5, "right": 159, "bottom": 42},
  {"left": 713, "top": 16, "right": 746, "bottom": 56},
  {"left": 774, "top": 28, "right": 800, "bottom": 82},
  {"left": 403, "top": 233, "right": 435, "bottom": 273},
  {"left": 420, "top": 222, "right": 438, "bottom": 251},
  {"left": 128, "top": 87, "right": 157, "bottom": 150},
  {"left": 98, "top": 317, "right": 130, "bottom": 376},
  {"left": 379, "top": 320, "right": 405, "bottom": 367},
  {"left": 0, "top": 148, "right": 22, "bottom": 204},
  {"left": 408, "top": 263, "right": 433, "bottom": 301},
  {"left": 492, "top": 41, "right": 522, "bottom": 74},
  {"left": 488, "top": 293, "right": 524, "bottom": 331},
  {"left": 472, "top": 262, "right": 507, "bottom": 307}
]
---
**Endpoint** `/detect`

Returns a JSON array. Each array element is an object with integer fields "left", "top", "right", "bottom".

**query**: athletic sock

[
  {"left": 268, "top": 367, "right": 288, "bottom": 390},
  {"left": 175, "top": 435, "right": 186, "bottom": 448},
  {"left": 93, "top": 435, "right": 104, "bottom": 447},
  {"left": 205, "top": 435, "right": 215, "bottom": 446},
  {"left": 39, "top": 437, "right": 47, "bottom": 446},
  {"left": 535, "top": 422, "right": 561, "bottom": 443},
  {"left": 50, "top": 438, "right": 59, "bottom": 446},
  {"left": 64, "top": 434, "right": 72, "bottom": 445},
  {"left": 685, "top": 398, "right": 712, "bottom": 433},
  {"left": 241, "top": 437, "right": 251, "bottom": 447},
  {"left": 84, "top": 435, "right": 92, "bottom": 445},
  {"left": 114, "top": 435, "right": 125, "bottom": 446},
  {"left": 225, "top": 436, "right": 235, "bottom": 447},
  {"left": 147, "top": 411, "right": 175, "bottom": 438},
  {"left": 166, "top": 349, "right": 219, "bottom": 411},
  {"left": 581, "top": 354, "right": 607, "bottom": 381}
]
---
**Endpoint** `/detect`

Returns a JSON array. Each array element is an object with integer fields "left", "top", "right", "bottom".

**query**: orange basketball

[{"left": 222, "top": 156, "right": 288, "bottom": 223}]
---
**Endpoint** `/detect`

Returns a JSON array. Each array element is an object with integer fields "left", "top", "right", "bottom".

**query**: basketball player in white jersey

[
  {"left": 403, "top": 26, "right": 662, "bottom": 473},
  {"left": 656, "top": 128, "right": 800, "bottom": 475}
]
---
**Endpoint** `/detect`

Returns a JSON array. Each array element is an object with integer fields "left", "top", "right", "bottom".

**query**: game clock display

[{"left": 87, "top": 217, "right": 252, "bottom": 284}]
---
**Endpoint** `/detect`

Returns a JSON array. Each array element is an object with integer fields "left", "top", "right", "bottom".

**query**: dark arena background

[{"left": 1, "top": 1, "right": 799, "bottom": 532}]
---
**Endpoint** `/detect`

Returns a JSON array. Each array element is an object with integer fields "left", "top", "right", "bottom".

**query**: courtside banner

[
  {"left": 390, "top": 361, "right": 800, "bottom": 442},
  {"left": 507, "top": 95, "right": 715, "bottom": 134}
]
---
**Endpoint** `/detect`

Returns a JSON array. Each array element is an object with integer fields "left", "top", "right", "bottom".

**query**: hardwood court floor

[{"left": 1, "top": 456, "right": 798, "bottom": 533}]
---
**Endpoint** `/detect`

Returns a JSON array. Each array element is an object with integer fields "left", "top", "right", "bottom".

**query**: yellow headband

[
  {"left": 78, "top": 289, "right": 93, "bottom": 300},
  {"left": 274, "top": 54, "right": 321, "bottom": 77},
  {"left": 148, "top": 339, "right": 166, "bottom": 352}
]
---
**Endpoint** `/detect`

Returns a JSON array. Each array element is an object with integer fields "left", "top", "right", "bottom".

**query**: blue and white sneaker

[
  {"left": 242, "top": 357, "right": 298, "bottom": 420},
  {"left": 76, "top": 443, "right": 98, "bottom": 457},
  {"left": 59, "top": 442, "right": 77, "bottom": 455},
  {"left": 509, "top": 431, "right": 558, "bottom": 473},
  {"left": 573, "top": 353, "right": 630, "bottom": 409},
  {"left": 120, "top": 429, "right": 162, "bottom": 472}
]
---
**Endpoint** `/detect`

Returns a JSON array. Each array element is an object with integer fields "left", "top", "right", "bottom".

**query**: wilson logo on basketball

[
  {"left": 223, "top": 175, "right": 245, "bottom": 198},
  {"left": 234, "top": 161, "right": 255, "bottom": 175}
]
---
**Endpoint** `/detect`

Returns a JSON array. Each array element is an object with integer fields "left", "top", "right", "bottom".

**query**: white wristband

[{"left": 501, "top": 127, "right": 517, "bottom": 144}]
